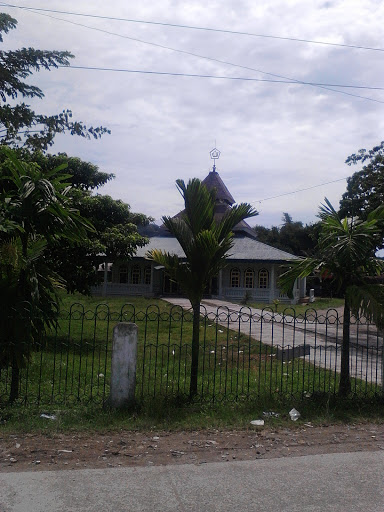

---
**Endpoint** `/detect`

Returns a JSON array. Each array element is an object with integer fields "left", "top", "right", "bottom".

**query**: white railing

[{"left": 222, "top": 288, "right": 270, "bottom": 301}]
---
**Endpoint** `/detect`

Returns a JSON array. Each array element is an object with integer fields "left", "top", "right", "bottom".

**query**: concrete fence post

[{"left": 110, "top": 322, "right": 138, "bottom": 408}]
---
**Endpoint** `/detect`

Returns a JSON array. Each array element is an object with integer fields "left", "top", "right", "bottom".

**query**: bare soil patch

[{"left": 1, "top": 422, "right": 383, "bottom": 472}]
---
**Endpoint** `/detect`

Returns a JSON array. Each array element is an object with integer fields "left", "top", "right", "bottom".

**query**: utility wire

[
  {"left": 253, "top": 177, "right": 348, "bottom": 204},
  {"left": 9, "top": 7, "right": 382, "bottom": 105},
  {"left": 1, "top": 2, "right": 384, "bottom": 53},
  {"left": 63, "top": 65, "right": 384, "bottom": 93}
]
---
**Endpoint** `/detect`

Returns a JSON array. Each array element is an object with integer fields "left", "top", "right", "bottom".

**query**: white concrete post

[
  {"left": 269, "top": 265, "right": 275, "bottom": 303},
  {"left": 110, "top": 322, "right": 138, "bottom": 408}
]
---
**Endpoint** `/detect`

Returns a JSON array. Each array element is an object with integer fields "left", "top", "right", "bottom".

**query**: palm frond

[
  {"left": 346, "top": 284, "right": 384, "bottom": 329},
  {"left": 278, "top": 258, "right": 322, "bottom": 298},
  {"left": 215, "top": 203, "right": 258, "bottom": 242}
]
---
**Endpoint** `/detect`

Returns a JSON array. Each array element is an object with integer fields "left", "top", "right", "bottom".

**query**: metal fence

[{"left": 1, "top": 304, "right": 383, "bottom": 405}]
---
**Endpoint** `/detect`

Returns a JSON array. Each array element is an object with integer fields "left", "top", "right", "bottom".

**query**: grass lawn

[
  {"left": 1, "top": 394, "right": 383, "bottom": 434},
  {"left": 1, "top": 293, "right": 378, "bottom": 433}
]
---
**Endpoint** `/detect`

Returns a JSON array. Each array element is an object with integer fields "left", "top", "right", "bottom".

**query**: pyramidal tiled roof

[
  {"left": 202, "top": 170, "right": 235, "bottom": 205},
  {"left": 159, "top": 167, "right": 256, "bottom": 238}
]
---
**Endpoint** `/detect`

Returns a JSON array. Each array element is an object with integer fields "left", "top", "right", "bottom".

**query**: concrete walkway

[
  {"left": 164, "top": 298, "right": 383, "bottom": 385},
  {"left": 1, "top": 451, "right": 383, "bottom": 511}
]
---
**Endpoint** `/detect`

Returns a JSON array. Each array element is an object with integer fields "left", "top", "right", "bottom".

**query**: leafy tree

[
  {"left": 24, "top": 151, "right": 115, "bottom": 190},
  {"left": 147, "top": 178, "right": 257, "bottom": 397},
  {"left": 49, "top": 193, "right": 151, "bottom": 295},
  {"left": 254, "top": 213, "right": 320, "bottom": 256},
  {"left": 339, "top": 141, "right": 384, "bottom": 227},
  {"left": 0, "top": 150, "right": 151, "bottom": 295},
  {"left": 279, "top": 198, "right": 384, "bottom": 396},
  {"left": 0, "top": 13, "right": 109, "bottom": 151},
  {"left": 0, "top": 148, "right": 91, "bottom": 402}
]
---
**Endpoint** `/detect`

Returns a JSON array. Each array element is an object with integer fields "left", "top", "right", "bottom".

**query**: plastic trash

[
  {"left": 250, "top": 419, "right": 265, "bottom": 426},
  {"left": 263, "top": 411, "right": 280, "bottom": 418},
  {"left": 289, "top": 408, "right": 301, "bottom": 421},
  {"left": 40, "top": 413, "right": 56, "bottom": 420}
]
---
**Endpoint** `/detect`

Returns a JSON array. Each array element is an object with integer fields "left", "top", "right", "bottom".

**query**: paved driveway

[{"left": 164, "top": 298, "right": 383, "bottom": 385}]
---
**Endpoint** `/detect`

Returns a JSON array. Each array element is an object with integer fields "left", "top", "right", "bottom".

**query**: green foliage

[
  {"left": 278, "top": 198, "right": 384, "bottom": 396},
  {"left": 339, "top": 142, "right": 384, "bottom": 233},
  {"left": 46, "top": 192, "right": 151, "bottom": 295},
  {"left": 22, "top": 151, "right": 115, "bottom": 190},
  {"left": 0, "top": 13, "right": 110, "bottom": 151},
  {"left": 253, "top": 213, "right": 320, "bottom": 256},
  {"left": 147, "top": 177, "right": 257, "bottom": 396},
  {"left": 0, "top": 148, "right": 93, "bottom": 401},
  {"left": 148, "top": 178, "right": 258, "bottom": 306}
]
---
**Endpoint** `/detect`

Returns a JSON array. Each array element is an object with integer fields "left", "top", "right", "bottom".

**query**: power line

[
  {"left": 253, "top": 177, "right": 348, "bottom": 204},
  {"left": 61, "top": 65, "right": 384, "bottom": 94},
  {"left": 1, "top": 2, "right": 384, "bottom": 53},
  {"left": 7, "top": 7, "right": 382, "bottom": 105}
]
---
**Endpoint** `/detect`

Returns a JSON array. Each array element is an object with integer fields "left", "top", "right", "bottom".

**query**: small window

[
  {"left": 131, "top": 265, "right": 141, "bottom": 284},
  {"left": 244, "top": 268, "right": 254, "bottom": 289},
  {"left": 119, "top": 266, "right": 128, "bottom": 284},
  {"left": 144, "top": 266, "right": 151, "bottom": 285},
  {"left": 259, "top": 269, "right": 269, "bottom": 289},
  {"left": 230, "top": 268, "right": 240, "bottom": 288}
]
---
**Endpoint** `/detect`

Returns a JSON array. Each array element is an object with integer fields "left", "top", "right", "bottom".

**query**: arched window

[
  {"left": 230, "top": 268, "right": 240, "bottom": 288},
  {"left": 131, "top": 265, "right": 141, "bottom": 284},
  {"left": 144, "top": 266, "right": 151, "bottom": 285},
  {"left": 244, "top": 268, "right": 254, "bottom": 289},
  {"left": 119, "top": 265, "right": 128, "bottom": 284},
  {"left": 258, "top": 269, "right": 269, "bottom": 289}
]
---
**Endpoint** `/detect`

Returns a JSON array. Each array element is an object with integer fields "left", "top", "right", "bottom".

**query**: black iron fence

[{"left": 1, "top": 304, "right": 383, "bottom": 405}]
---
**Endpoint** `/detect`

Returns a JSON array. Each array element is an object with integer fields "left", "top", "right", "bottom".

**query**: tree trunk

[
  {"left": 339, "top": 300, "right": 351, "bottom": 397},
  {"left": 9, "top": 359, "right": 20, "bottom": 404},
  {"left": 189, "top": 303, "right": 201, "bottom": 398}
]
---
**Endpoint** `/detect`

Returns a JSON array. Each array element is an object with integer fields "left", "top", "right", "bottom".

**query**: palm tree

[
  {"left": 147, "top": 178, "right": 257, "bottom": 397},
  {"left": 0, "top": 148, "right": 91, "bottom": 402},
  {"left": 279, "top": 198, "right": 384, "bottom": 396}
]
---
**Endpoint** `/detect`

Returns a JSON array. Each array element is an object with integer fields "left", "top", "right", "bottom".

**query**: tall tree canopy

[
  {"left": 0, "top": 149, "right": 152, "bottom": 294},
  {"left": 35, "top": 156, "right": 151, "bottom": 295},
  {"left": 0, "top": 13, "right": 109, "bottom": 151},
  {"left": 253, "top": 213, "right": 320, "bottom": 256},
  {"left": 51, "top": 192, "right": 151, "bottom": 295},
  {"left": 147, "top": 178, "right": 257, "bottom": 397},
  {"left": 279, "top": 198, "right": 384, "bottom": 397},
  {"left": 339, "top": 141, "right": 384, "bottom": 223}
]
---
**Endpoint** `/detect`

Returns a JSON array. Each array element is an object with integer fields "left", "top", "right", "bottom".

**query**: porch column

[
  {"left": 102, "top": 259, "right": 108, "bottom": 297},
  {"left": 150, "top": 263, "right": 154, "bottom": 294},
  {"left": 269, "top": 264, "right": 275, "bottom": 303},
  {"left": 218, "top": 269, "right": 223, "bottom": 298},
  {"left": 299, "top": 276, "right": 306, "bottom": 298}
]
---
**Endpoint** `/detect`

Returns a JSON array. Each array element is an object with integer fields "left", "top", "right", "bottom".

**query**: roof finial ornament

[{"left": 210, "top": 147, "right": 221, "bottom": 172}]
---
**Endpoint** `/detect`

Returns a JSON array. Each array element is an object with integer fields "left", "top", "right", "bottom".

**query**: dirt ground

[{"left": 1, "top": 422, "right": 383, "bottom": 472}]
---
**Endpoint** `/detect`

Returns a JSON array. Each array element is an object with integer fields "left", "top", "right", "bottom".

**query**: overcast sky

[{"left": 2, "top": 0, "right": 384, "bottom": 227}]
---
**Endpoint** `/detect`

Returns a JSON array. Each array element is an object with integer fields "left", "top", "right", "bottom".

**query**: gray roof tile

[{"left": 136, "top": 235, "right": 299, "bottom": 262}]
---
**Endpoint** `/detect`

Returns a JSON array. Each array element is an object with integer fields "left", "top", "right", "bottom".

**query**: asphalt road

[{"left": 1, "top": 451, "right": 383, "bottom": 511}]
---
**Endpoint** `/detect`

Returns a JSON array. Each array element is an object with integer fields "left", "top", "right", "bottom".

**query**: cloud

[{"left": 2, "top": 0, "right": 384, "bottom": 228}]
